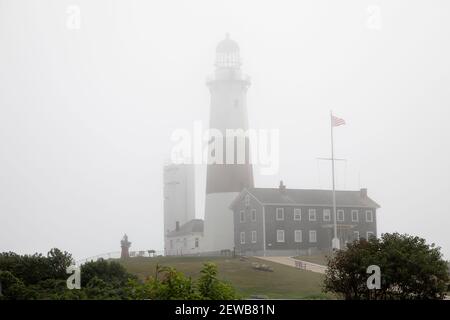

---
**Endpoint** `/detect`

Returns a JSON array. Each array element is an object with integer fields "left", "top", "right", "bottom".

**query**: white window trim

[
  {"left": 251, "top": 209, "right": 257, "bottom": 221},
  {"left": 240, "top": 232, "right": 245, "bottom": 244},
  {"left": 240, "top": 210, "right": 245, "bottom": 223},
  {"left": 366, "top": 210, "right": 373, "bottom": 222},
  {"left": 276, "top": 229, "right": 285, "bottom": 243},
  {"left": 323, "top": 209, "right": 331, "bottom": 222},
  {"left": 366, "top": 231, "right": 375, "bottom": 239},
  {"left": 351, "top": 210, "right": 359, "bottom": 222},
  {"left": 294, "top": 230, "right": 302, "bottom": 243},
  {"left": 294, "top": 208, "right": 301, "bottom": 221},
  {"left": 251, "top": 231, "right": 257, "bottom": 243},
  {"left": 309, "top": 209, "right": 316, "bottom": 221},
  {"left": 276, "top": 208, "right": 284, "bottom": 221},
  {"left": 337, "top": 209, "right": 345, "bottom": 222},
  {"left": 309, "top": 230, "right": 317, "bottom": 243},
  {"left": 354, "top": 231, "right": 360, "bottom": 241}
]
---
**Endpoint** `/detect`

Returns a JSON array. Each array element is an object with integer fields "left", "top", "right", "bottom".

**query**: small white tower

[{"left": 163, "top": 163, "right": 196, "bottom": 243}]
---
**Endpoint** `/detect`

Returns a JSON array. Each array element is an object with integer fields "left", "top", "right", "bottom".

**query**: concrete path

[{"left": 256, "top": 256, "right": 327, "bottom": 274}]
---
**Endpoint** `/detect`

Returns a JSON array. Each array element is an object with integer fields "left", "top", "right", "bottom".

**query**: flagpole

[{"left": 330, "top": 111, "right": 339, "bottom": 250}]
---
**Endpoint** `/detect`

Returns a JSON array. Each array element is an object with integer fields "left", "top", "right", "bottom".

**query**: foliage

[
  {"left": 323, "top": 233, "right": 449, "bottom": 300},
  {"left": 0, "top": 249, "right": 136, "bottom": 300},
  {"left": 197, "top": 262, "right": 238, "bottom": 299},
  {"left": 0, "top": 249, "right": 239, "bottom": 300},
  {"left": 129, "top": 263, "right": 239, "bottom": 300}
]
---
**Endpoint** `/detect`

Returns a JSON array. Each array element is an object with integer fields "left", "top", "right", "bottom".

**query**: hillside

[{"left": 120, "top": 256, "right": 332, "bottom": 299}]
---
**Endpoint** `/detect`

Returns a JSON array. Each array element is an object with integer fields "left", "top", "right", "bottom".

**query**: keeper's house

[{"left": 230, "top": 182, "right": 380, "bottom": 256}]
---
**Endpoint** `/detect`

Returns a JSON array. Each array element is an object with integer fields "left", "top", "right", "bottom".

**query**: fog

[{"left": 0, "top": 0, "right": 449, "bottom": 260}]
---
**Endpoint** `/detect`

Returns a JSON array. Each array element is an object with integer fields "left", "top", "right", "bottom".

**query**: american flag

[{"left": 331, "top": 115, "right": 346, "bottom": 127}]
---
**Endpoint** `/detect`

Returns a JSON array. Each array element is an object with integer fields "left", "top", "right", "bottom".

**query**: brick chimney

[
  {"left": 279, "top": 180, "right": 286, "bottom": 193},
  {"left": 360, "top": 188, "right": 368, "bottom": 198}
]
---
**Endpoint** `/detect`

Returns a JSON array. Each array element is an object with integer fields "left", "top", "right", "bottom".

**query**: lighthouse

[{"left": 202, "top": 34, "right": 254, "bottom": 252}]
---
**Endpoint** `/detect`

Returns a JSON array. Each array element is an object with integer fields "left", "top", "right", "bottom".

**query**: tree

[
  {"left": 0, "top": 249, "right": 239, "bottom": 300},
  {"left": 0, "top": 249, "right": 138, "bottom": 300},
  {"left": 0, "top": 271, "right": 30, "bottom": 300},
  {"left": 80, "top": 258, "right": 136, "bottom": 288},
  {"left": 46, "top": 248, "right": 73, "bottom": 279},
  {"left": 323, "top": 233, "right": 449, "bottom": 300}
]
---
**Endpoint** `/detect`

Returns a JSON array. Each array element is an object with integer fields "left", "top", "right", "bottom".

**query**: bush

[
  {"left": 323, "top": 233, "right": 449, "bottom": 300},
  {"left": 0, "top": 249, "right": 239, "bottom": 300}
]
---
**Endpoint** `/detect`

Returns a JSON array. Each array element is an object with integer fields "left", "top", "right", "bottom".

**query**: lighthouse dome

[
  {"left": 216, "top": 34, "right": 239, "bottom": 53},
  {"left": 215, "top": 34, "right": 241, "bottom": 68}
]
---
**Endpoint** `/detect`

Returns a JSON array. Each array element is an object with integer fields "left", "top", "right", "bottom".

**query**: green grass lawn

[
  {"left": 292, "top": 254, "right": 331, "bottom": 266},
  {"left": 120, "top": 256, "right": 333, "bottom": 299}
]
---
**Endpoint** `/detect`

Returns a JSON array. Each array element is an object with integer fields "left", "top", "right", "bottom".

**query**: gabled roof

[
  {"left": 166, "top": 219, "right": 204, "bottom": 238},
  {"left": 230, "top": 188, "right": 380, "bottom": 209}
]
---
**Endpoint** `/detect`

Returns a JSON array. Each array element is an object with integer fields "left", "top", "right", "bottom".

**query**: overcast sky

[{"left": 1, "top": 0, "right": 449, "bottom": 260}]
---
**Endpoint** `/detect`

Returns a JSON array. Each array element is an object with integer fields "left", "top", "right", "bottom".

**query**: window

[
  {"left": 251, "top": 209, "right": 257, "bottom": 221},
  {"left": 351, "top": 210, "right": 359, "bottom": 222},
  {"left": 276, "top": 208, "right": 284, "bottom": 221},
  {"left": 183, "top": 238, "right": 187, "bottom": 248},
  {"left": 309, "top": 209, "right": 316, "bottom": 221},
  {"left": 170, "top": 240, "right": 173, "bottom": 249},
  {"left": 294, "top": 230, "right": 302, "bottom": 243},
  {"left": 195, "top": 238, "right": 199, "bottom": 248},
  {"left": 309, "top": 230, "right": 317, "bottom": 243},
  {"left": 323, "top": 209, "right": 331, "bottom": 222},
  {"left": 337, "top": 209, "right": 345, "bottom": 222},
  {"left": 240, "top": 210, "right": 245, "bottom": 223},
  {"left": 240, "top": 232, "right": 245, "bottom": 244},
  {"left": 251, "top": 231, "right": 257, "bottom": 243},
  {"left": 367, "top": 231, "right": 375, "bottom": 239},
  {"left": 276, "top": 230, "right": 285, "bottom": 242},
  {"left": 366, "top": 210, "right": 373, "bottom": 222},
  {"left": 353, "top": 231, "right": 360, "bottom": 241},
  {"left": 245, "top": 194, "right": 250, "bottom": 207},
  {"left": 294, "top": 208, "right": 301, "bottom": 221}
]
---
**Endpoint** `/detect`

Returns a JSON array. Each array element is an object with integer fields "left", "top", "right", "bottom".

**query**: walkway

[{"left": 256, "top": 256, "right": 327, "bottom": 274}]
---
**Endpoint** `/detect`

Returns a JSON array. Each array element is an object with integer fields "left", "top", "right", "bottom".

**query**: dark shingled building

[{"left": 230, "top": 182, "right": 380, "bottom": 256}]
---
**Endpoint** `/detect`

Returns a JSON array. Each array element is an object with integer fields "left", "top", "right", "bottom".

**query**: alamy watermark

[
  {"left": 366, "top": 5, "right": 382, "bottom": 30},
  {"left": 170, "top": 121, "right": 280, "bottom": 175},
  {"left": 66, "top": 5, "right": 81, "bottom": 30},
  {"left": 366, "top": 265, "right": 381, "bottom": 289},
  {"left": 66, "top": 265, "right": 81, "bottom": 290}
]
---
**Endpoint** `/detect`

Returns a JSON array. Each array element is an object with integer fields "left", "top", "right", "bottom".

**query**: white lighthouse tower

[{"left": 202, "top": 34, "right": 254, "bottom": 252}]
